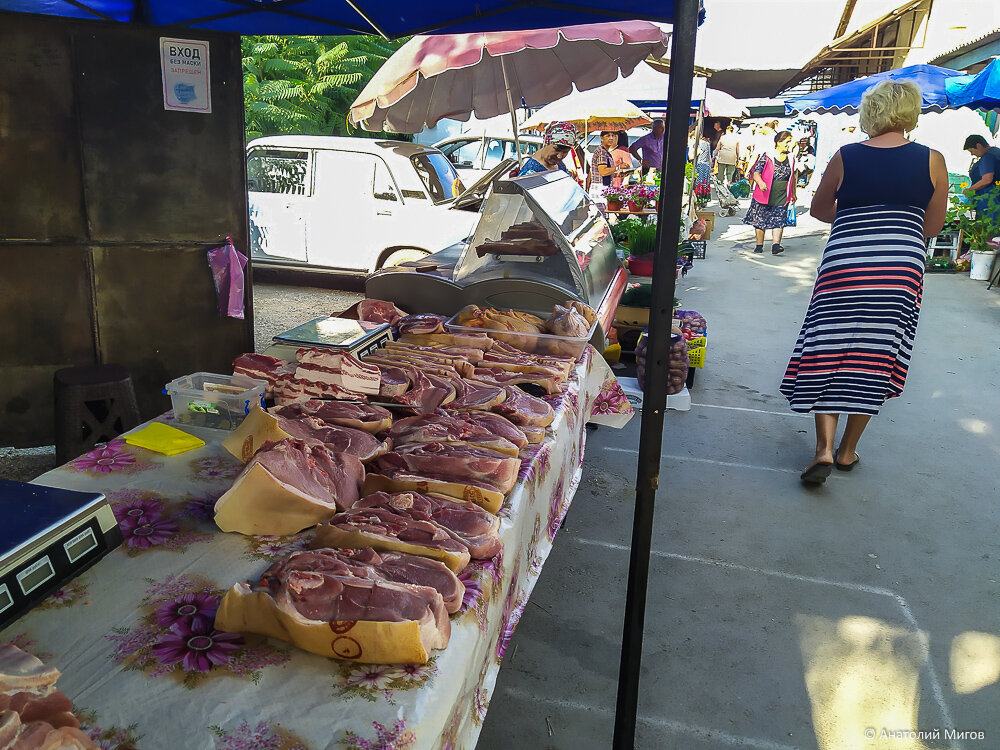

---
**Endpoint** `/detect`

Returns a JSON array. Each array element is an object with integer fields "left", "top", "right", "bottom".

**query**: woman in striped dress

[{"left": 780, "top": 81, "right": 949, "bottom": 484}]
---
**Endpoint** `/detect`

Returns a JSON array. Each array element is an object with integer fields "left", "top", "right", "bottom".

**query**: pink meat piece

[
  {"left": 7, "top": 692, "right": 73, "bottom": 725},
  {"left": 490, "top": 340, "right": 575, "bottom": 366},
  {"left": 276, "top": 572, "right": 450, "bottom": 649},
  {"left": 370, "top": 463, "right": 505, "bottom": 497},
  {"left": 252, "top": 439, "right": 364, "bottom": 512},
  {"left": 357, "top": 299, "right": 407, "bottom": 325},
  {"left": 272, "top": 375, "right": 367, "bottom": 406},
  {"left": 459, "top": 411, "right": 529, "bottom": 450},
  {"left": 233, "top": 353, "right": 297, "bottom": 397},
  {"left": 294, "top": 349, "right": 381, "bottom": 394},
  {"left": 393, "top": 369, "right": 450, "bottom": 414},
  {"left": 373, "top": 365, "right": 410, "bottom": 398},
  {"left": 270, "top": 400, "right": 392, "bottom": 433},
  {"left": 260, "top": 547, "right": 464, "bottom": 613},
  {"left": 0, "top": 711, "right": 20, "bottom": 748},
  {"left": 396, "top": 314, "right": 446, "bottom": 336},
  {"left": 273, "top": 414, "right": 390, "bottom": 463},
  {"left": 327, "top": 506, "right": 469, "bottom": 557},
  {"left": 38, "top": 726, "right": 97, "bottom": 748},
  {"left": 388, "top": 412, "right": 522, "bottom": 454},
  {"left": 390, "top": 442, "right": 521, "bottom": 494},
  {"left": 492, "top": 386, "right": 555, "bottom": 428},
  {"left": 388, "top": 342, "right": 483, "bottom": 365},
  {"left": 446, "top": 379, "right": 506, "bottom": 411},
  {"left": 355, "top": 491, "right": 501, "bottom": 559},
  {"left": 0, "top": 646, "right": 59, "bottom": 694},
  {"left": 480, "top": 351, "right": 567, "bottom": 379},
  {"left": 11, "top": 721, "right": 52, "bottom": 750},
  {"left": 469, "top": 368, "right": 562, "bottom": 395}
]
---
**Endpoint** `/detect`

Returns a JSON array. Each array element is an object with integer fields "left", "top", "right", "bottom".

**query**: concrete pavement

[{"left": 480, "top": 201, "right": 1000, "bottom": 749}]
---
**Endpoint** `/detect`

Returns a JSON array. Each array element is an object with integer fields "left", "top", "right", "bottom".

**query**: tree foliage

[{"left": 242, "top": 35, "right": 408, "bottom": 142}]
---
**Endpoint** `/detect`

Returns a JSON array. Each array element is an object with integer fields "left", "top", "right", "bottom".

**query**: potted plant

[
  {"left": 626, "top": 184, "right": 658, "bottom": 212},
  {"left": 950, "top": 185, "right": 1000, "bottom": 280},
  {"left": 602, "top": 185, "right": 629, "bottom": 211},
  {"left": 693, "top": 180, "right": 711, "bottom": 209}
]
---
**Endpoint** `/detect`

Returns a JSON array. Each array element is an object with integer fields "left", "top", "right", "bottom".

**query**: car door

[{"left": 247, "top": 147, "right": 312, "bottom": 262}]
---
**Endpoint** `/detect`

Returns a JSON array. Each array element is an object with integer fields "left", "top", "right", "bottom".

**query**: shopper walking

[
  {"left": 780, "top": 81, "right": 948, "bottom": 484},
  {"left": 742, "top": 130, "right": 796, "bottom": 254},
  {"left": 693, "top": 129, "right": 713, "bottom": 196},
  {"left": 714, "top": 125, "right": 741, "bottom": 186}
]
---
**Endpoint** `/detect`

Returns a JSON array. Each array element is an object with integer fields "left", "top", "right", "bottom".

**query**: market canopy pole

[{"left": 613, "top": 0, "right": 699, "bottom": 746}]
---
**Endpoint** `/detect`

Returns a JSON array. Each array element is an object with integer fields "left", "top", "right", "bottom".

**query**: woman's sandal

[
  {"left": 771, "top": 244, "right": 785, "bottom": 255},
  {"left": 834, "top": 448, "right": 860, "bottom": 471},
  {"left": 800, "top": 461, "right": 833, "bottom": 484},
  {"left": 754, "top": 244, "right": 764, "bottom": 253}
]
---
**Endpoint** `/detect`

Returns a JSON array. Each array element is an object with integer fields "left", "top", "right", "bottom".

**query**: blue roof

[
  {"left": 0, "top": 1, "right": 703, "bottom": 37},
  {"left": 784, "top": 64, "right": 961, "bottom": 116},
  {"left": 946, "top": 58, "right": 1000, "bottom": 110}
]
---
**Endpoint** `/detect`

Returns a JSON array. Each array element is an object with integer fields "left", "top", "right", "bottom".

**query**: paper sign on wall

[{"left": 160, "top": 38, "right": 212, "bottom": 113}]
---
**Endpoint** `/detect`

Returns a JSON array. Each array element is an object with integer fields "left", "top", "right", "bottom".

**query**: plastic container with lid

[{"left": 163, "top": 372, "right": 266, "bottom": 431}]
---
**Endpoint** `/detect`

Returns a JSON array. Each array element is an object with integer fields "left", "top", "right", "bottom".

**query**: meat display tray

[{"left": 0, "top": 479, "right": 122, "bottom": 630}]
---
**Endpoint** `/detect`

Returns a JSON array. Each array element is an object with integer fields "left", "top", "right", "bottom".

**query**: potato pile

[{"left": 635, "top": 331, "right": 690, "bottom": 396}]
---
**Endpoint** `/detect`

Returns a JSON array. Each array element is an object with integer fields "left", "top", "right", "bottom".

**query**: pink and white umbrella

[{"left": 349, "top": 21, "right": 672, "bottom": 154}]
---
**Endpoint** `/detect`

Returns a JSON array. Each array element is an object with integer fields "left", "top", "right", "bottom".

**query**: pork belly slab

[
  {"left": 260, "top": 547, "right": 465, "bottom": 613},
  {"left": 214, "top": 438, "right": 363, "bottom": 535},
  {"left": 388, "top": 412, "right": 523, "bottom": 456},
  {"left": 216, "top": 550, "right": 450, "bottom": 664},
  {"left": 390, "top": 442, "right": 521, "bottom": 495},
  {"left": 492, "top": 386, "right": 555, "bottom": 428},
  {"left": 233, "top": 353, "right": 297, "bottom": 397}
]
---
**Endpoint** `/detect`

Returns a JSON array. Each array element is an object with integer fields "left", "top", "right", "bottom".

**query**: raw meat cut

[
  {"left": 391, "top": 368, "right": 451, "bottom": 414},
  {"left": 364, "top": 352, "right": 463, "bottom": 380},
  {"left": 233, "top": 353, "right": 297, "bottom": 397},
  {"left": 354, "top": 491, "right": 502, "bottom": 559},
  {"left": 260, "top": 547, "right": 465, "bottom": 613},
  {"left": 396, "top": 314, "right": 447, "bottom": 336},
  {"left": 399, "top": 332, "right": 494, "bottom": 350},
  {"left": 372, "top": 365, "right": 410, "bottom": 398},
  {"left": 313, "top": 505, "right": 471, "bottom": 572},
  {"left": 363, "top": 470, "right": 505, "bottom": 515},
  {"left": 391, "top": 442, "right": 520, "bottom": 494},
  {"left": 214, "top": 438, "right": 363, "bottom": 535},
  {"left": 446, "top": 378, "right": 507, "bottom": 410},
  {"left": 357, "top": 298, "right": 407, "bottom": 325},
  {"left": 0, "top": 646, "right": 59, "bottom": 694},
  {"left": 469, "top": 368, "right": 562, "bottom": 395},
  {"left": 384, "top": 341, "right": 484, "bottom": 365},
  {"left": 216, "top": 571, "right": 449, "bottom": 664},
  {"left": 295, "top": 348, "right": 381, "bottom": 394},
  {"left": 223, "top": 405, "right": 389, "bottom": 463},
  {"left": 458, "top": 412, "right": 529, "bottom": 450},
  {"left": 388, "top": 412, "right": 521, "bottom": 456},
  {"left": 269, "top": 400, "right": 392, "bottom": 434},
  {"left": 492, "top": 386, "right": 555, "bottom": 428},
  {"left": 272, "top": 375, "right": 367, "bottom": 405}
]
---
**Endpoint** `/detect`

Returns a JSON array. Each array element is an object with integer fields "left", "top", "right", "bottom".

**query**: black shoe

[
  {"left": 771, "top": 244, "right": 785, "bottom": 255},
  {"left": 800, "top": 461, "right": 832, "bottom": 484},
  {"left": 753, "top": 244, "right": 764, "bottom": 253}
]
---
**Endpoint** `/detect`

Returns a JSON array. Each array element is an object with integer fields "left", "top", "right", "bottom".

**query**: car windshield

[{"left": 410, "top": 152, "right": 462, "bottom": 204}]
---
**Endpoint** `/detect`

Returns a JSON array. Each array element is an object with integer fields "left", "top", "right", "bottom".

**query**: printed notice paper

[{"left": 160, "top": 38, "right": 212, "bottom": 113}]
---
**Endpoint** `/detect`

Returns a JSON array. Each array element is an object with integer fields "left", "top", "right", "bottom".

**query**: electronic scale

[
  {"left": 263, "top": 317, "right": 392, "bottom": 361},
  {"left": 0, "top": 479, "right": 122, "bottom": 630}
]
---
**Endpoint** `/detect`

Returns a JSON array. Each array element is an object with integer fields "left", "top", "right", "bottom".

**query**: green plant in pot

[
  {"left": 602, "top": 185, "right": 629, "bottom": 210},
  {"left": 951, "top": 186, "right": 1000, "bottom": 253}
]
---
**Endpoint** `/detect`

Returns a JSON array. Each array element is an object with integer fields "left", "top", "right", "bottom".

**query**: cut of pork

[
  {"left": 391, "top": 368, "right": 451, "bottom": 414},
  {"left": 233, "top": 353, "right": 297, "bottom": 397},
  {"left": 357, "top": 298, "right": 406, "bottom": 325},
  {"left": 469, "top": 367, "right": 563, "bottom": 395},
  {"left": 398, "top": 332, "right": 494, "bottom": 350},
  {"left": 492, "top": 385, "right": 555, "bottom": 428},
  {"left": 384, "top": 340, "right": 484, "bottom": 365},
  {"left": 0, "top": 646, "right": 60, "bottom": 694},
  {"left": 270, "top": 400, "right": 392, "bottom": 434},
  {"left": 388, "top": 412, "right": 521, "bottom": 456},
  {"left": 214, "top": 438, "right": 363, "bottom": 535},
  {"left": 446, "top": 378, "right": 506, "bottom": 410},
  {"left": 272, "top": 375, "right": 367, "bottom": 406},
  {"left": 260, "top": 547, "right": 465, "bottom": 613},
  {"left": 313, "top": 505, "right": 471, "bottom": 573},
  {"left": 388, "top": 442, "right": 521, "bottom": 494},
  {"left": 295, "top": 348, "right": 381, "bottom": 394},
  {"left": 396, "top": 313, "right": 446, "bottom": 336},
  {"left": 373, "top": 365, "right": 410, "bottom": 398},
  {"left": 354, "top": 491, "right": 501, "bottom": 559},
  {"left": 363, "top": 470, "right": 505, "bottom": 515}
]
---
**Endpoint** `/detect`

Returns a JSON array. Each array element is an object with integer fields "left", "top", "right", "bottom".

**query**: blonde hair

[{"left": 859, "top": 80, "right": 921, "bottom": 136}]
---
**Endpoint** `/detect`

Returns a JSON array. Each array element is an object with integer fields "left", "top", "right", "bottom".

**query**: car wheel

[{"left": 380, "top": 247, "right": 430, "bottom": 268}]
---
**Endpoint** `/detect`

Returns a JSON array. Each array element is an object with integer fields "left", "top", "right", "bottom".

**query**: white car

[
  {"left": 435, "top": 134, "right": 543, "bottom": 183},
  {"left": 247, "top": 136, "right": 481, "bottom": 274}
]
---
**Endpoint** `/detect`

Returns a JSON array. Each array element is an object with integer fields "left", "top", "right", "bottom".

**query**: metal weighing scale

[
  {"left": 262, "top": 317, "right": 392, "bottom": 361},
  {"left": 0, "top": 479, "right": 122, "bottom": 630}
]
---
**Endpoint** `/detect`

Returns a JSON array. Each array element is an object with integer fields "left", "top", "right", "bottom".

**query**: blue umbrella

[
  {"left": 0, "top": 0, "right": 703, "bottom": 37},
  {"left": 946, "top": 57, "right": 1000, "bottom": 110},
  {"left": 785, "top": 64, "right": 961, "bottom": 115}
]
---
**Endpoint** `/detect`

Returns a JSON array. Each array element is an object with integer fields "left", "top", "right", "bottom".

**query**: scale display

[{"left": 0, "top": 479, "right": 122, "bottom": 630}]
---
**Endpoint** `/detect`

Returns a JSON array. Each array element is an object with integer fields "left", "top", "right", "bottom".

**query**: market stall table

[{"left": 0, "top": 347, "right": 632, "bottom": 750}]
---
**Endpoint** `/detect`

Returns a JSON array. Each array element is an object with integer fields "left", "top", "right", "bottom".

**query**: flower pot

[
  {"left": 628, "top": 254, "right": 655, "bottom": 276},
  {"left": 628, "top": 201, "right": 642, "bottom": 212},
  {"left": 606, "top": 199, "right": 622, "bottom": 211},
  {"left": 970, "top": 250, "right": 996, "bottom": 280}
]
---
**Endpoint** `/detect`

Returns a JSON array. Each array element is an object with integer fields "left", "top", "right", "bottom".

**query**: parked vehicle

[
  {"left": 435, "top": 134, "right": 542, "bottom": 182},
  {"left": 247, "top": 136, "right": 481, "bottom": 274}
]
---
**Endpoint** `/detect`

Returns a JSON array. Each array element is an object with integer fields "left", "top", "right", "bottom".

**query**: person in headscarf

[{"left": 518, "top": 121, "right": 581, "bottom": 176}]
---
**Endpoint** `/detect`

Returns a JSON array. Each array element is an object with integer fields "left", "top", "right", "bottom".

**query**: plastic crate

[
  {"left": 686, "top": 335, "right": 707, "bottom": 368},
  {"left": 164, "top": 372, "right": 266, "bottom": 430}
]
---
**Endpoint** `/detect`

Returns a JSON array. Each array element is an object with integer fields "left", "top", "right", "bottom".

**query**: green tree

[{"left": 242, "top": 35, "right": 408, "bottom": 141}]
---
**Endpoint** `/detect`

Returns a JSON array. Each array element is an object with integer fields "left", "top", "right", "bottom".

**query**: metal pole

[
  {"left": 500, "top": 57, "right": 524, "bottom": 168},
  {"left": 612, "top": 0, "right": 699, "bottom": 746}
]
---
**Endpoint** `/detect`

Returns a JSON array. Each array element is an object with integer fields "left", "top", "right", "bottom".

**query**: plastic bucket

[{"left": 970, "top": 251, "right": 996, "bottom": 280}]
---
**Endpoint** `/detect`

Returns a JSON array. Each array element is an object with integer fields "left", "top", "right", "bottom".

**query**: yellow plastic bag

[{"left": 125, "top": 422, "right": 205, "bottom": 456}]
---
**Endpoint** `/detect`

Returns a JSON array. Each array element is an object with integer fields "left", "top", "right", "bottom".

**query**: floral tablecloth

[{"left": 1, "top": 347, "right": 632, "bottom": 750}]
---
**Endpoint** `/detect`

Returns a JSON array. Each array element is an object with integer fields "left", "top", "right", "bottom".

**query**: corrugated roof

[{"left": 929, "top": 28, "right": 1000, "bottom": 65}]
